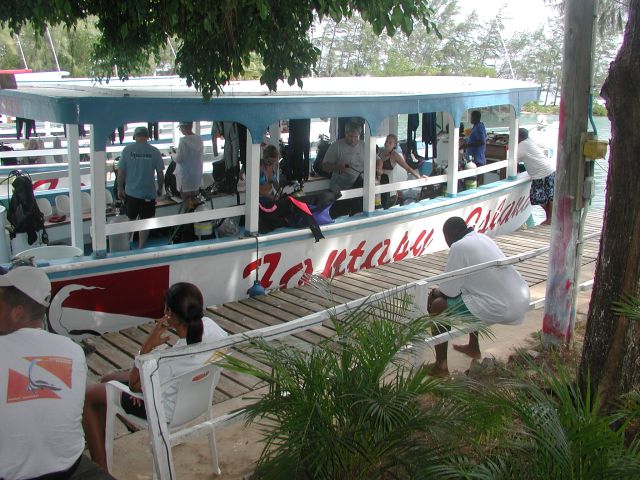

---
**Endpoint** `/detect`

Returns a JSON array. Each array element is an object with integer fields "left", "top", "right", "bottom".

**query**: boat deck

[{"left": 84, "top": 208, "right": 604, "bottom": 405}]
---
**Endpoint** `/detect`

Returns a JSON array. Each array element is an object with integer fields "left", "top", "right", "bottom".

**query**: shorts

[
  {"left": 121, "top": 391, "right": 147, "bottom": 419},
  {"left": 125, "top": 195, "right": 156, "bottom": 220},
  {"left": 530, "top": 172, "right": 555, "bottom": 205},
  {"left": 431, "top": 295, "right": 472, "bottom": 335}
]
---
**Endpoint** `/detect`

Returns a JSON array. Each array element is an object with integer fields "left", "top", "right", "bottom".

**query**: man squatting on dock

[
  {"left": 0, "top": 267, "right": 115, "bottom": 479},
  {"left": 427, "top": 217, "right": 530, "bottom": 375}
]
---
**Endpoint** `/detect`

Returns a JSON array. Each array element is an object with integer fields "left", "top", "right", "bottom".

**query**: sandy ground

[{"left": 107, "top": 263, "right": 596, "bottom": 480}]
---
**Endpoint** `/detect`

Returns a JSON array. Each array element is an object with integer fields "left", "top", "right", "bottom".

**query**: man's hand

[{"left": 118, "top": 190, "right": 125, "bottom": 201}]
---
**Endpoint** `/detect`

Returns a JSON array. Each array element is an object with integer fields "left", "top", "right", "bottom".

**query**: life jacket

[{"left": 7, "top": 172, "right": 48, "bottom": 245}]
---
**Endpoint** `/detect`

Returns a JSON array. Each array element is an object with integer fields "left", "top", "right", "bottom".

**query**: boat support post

[
  {"left": 444, "top": 112, "right": 461, "bottom": 196},
  {"left": 245, "top": 133, "right": 260, "bottom": 235},
  {"left": 89, "top": 125, "right": 109, "bottom": 257},
  {"left": 66, "top": 124, "right": 84, "bottom": 250},
  {"left": 363, "top": 122, "right": 377, "bottom": 214},
  {"left": 507, "top": 108, "right": 519, "bottom": 179}
]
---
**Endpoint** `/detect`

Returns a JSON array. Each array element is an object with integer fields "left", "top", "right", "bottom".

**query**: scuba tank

[
  {"left": 108, "top": 203, "right": 130, "bottom": 252},
  {"left": 464, "top": 155, "right": 477, "bottom": 190}
]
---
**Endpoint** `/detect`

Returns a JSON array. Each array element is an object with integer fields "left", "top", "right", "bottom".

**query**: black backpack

[
  {"left": 0, "top": 143, "right": 17, "bottom": 166},
  {"left": 312, "top": 134, "right": 331, "bottom": 178},
  {"left": 164, "top": 160, "right": 180, "bottom": 197},
  {"left": 7, "top": 172, "right": 48, "bottom": 245}
]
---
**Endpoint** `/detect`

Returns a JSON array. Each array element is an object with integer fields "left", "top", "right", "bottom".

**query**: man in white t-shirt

[
  {"left": 322, "top": 120, "right": 366, "bottom": 217},
  {"left": 0, "top": 267, "right": 112, "bottom": 479},
  {"left": 517, "top": 127, "right": 556, "bottom": 225},
  {"left": 427, "top": 217, "right": 530, "bottom": 375},
  {"left": 173, "top": 121, "right": 204, "bottom": 211}
]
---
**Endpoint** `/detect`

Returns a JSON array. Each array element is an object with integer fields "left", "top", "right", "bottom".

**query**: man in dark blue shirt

[{"left": 462, "top": 110, "right": 486, "bottom": 166}]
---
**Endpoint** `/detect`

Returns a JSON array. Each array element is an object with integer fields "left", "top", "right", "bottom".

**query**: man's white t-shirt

[
  {"left": 157, "top": 317, "right": 228, "bottom": 422},
  {"left": 0, "top": 328, "right": 87, "bottom": 480},
  {"left": 322, "top": 138, "right": 365, "bottom": 193},
  {"left": 517, "top": 137, "right": 555, "bottom": 180},
  {"left": 439, "top": 231, "right": 530, "bottom": 325},
  {"left": 174, "top": 134, "right": 204, "bottom": 192}
]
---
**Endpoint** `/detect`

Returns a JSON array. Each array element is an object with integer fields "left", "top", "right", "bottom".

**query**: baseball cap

[
  {"left": 0, "top": 266, "right": 51, "bottom": 307},
  {"left": 133, "top": 126, "right": 150, "bottom": 138}
]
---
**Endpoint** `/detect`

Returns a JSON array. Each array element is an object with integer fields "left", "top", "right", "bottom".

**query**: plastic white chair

[
  {"left": 16, "top": 245, "right": 83, "bottom": 261},
  {"left": 35, "top": 197, "right": 53, "bottom": 217},
  {"left": 104, "top": 362, "right": 222, "bottom": 478},
  {"left": 201, "top": 173, "right": 214, "bottom": 190},
  {"left": 81, "top": 191, "right": 92, "bottom": 213},
  {"left": 54, "top": 195, "right": 71, "bottom": 215}
]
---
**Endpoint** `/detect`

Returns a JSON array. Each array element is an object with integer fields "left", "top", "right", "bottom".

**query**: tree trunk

[{"left": 579, "top": 0, "right": 640, "bottom": 409}]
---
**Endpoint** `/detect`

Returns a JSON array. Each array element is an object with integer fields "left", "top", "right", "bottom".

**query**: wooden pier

[{"left": 84, "top": 208, "right": 604, "bottom": 405}]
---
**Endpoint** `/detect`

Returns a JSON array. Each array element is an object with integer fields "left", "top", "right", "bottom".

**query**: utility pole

[{"left": 542, "top": 0, "right": 597, "bottom": 346}]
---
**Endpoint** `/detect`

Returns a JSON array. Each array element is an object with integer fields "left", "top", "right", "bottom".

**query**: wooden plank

[{"left": 224, "top": 302, "right": 327, "bottom": 344}]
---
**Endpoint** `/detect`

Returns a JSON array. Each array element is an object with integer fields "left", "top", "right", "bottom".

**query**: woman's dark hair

[{"left": 165, "top": 282, "right": 204, "bottom": 345}]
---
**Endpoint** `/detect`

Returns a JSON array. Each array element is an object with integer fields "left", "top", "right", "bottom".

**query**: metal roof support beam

[{"left": 363, "top": 123, "right": 377, "bottom": 215}]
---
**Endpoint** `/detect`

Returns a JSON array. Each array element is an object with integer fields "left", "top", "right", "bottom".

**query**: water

[
  {"left": 519, "top": 113, "right": 609, "bottom": 211},
  {"left": 397, "top": 111, "right": 609, "bottom": 216}
]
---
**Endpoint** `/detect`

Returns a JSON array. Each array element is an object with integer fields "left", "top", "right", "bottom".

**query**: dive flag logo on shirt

[{"left": 6, "top": 356, "right": 73, "bottom": 403}]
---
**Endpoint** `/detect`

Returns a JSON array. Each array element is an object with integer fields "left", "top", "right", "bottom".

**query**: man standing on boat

[
  {"left": 460, "top": 110, "right": 486, "bottom": 185},
  {"left": 173, "top": 121, "right": 204, "bottom": 211},
  {"left": 0, "top": 267, "right": 114, "bottom": 479},
  {"left": 426, "top": 217, "right": 530, "bottom": 375},
  {"left": 517, "top": 127, "right": 556, "bottom": 225},
  {"left": 117, "top": 126, "right": 165, "bottom": 249},
  {"left": 322, "top": 120, "right": 365, "bottom": 217}
]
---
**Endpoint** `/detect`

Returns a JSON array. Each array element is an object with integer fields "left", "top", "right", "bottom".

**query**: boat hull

[{"left": 45, "top": 179, "right": 532, "bottom": 338}]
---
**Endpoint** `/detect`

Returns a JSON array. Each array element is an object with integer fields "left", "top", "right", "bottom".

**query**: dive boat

[{"left": 0, "top": 75, "right": 539, "bottom": 338}]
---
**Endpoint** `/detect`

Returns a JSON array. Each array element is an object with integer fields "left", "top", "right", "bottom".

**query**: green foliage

[
  {"left": 0, "top": 1, "right": 440, "bottom": 99},
  {"left": 454, "top": 363, "right": 640, "bottom": 479},
  {"left": 222, "top": 293, "right": 484, "bottom": 479}
]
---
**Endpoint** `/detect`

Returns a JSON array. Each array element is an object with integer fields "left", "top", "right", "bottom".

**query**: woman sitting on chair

[
  {"left": 82, "top": 282, "right": 227, "bottom": 471},
  {"left": 259, "top": 144, "right": 280, "bottom": 202}
]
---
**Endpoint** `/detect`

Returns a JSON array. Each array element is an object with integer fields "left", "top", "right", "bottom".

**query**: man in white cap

[
  {"left": 173, "top": 121, "right": 204, "bottom": 211},
  {"left": 0, "top": 267, "right": 113, "bottom": 479},
  {"left": 117, "top": 125, "right": 165, "bottom": 248}
]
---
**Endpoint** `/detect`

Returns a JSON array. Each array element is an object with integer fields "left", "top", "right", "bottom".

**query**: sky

[{"left": 456, "top": 0, "right": 554, "bottom": 37}]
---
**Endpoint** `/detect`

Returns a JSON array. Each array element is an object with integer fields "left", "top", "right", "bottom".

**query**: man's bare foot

[
  {"left": 452, "top": 343, "right": 482, "bottom": 359},
  {"left": 540, "top": 219, "right": 552, "bottom": 225},
  {"left": 424, "top": 363, "right": 449, "bottom": 377}
]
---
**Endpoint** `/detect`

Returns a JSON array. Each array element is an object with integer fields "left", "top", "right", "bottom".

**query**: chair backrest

[
  {"left": 168, "top": 363, "right": 220, "bottom": 428},
  {"left": 35, "top": 197, "right": 53, "bottom": 217},
  {"left": 80, "top": 191, "right": 92, "bottom": 213},
  {"left": 54, "top": 195, "right": 71, "bottom": 215},
  {"left": 201, "top": 173, "right": 214, "bottom": 189}
]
